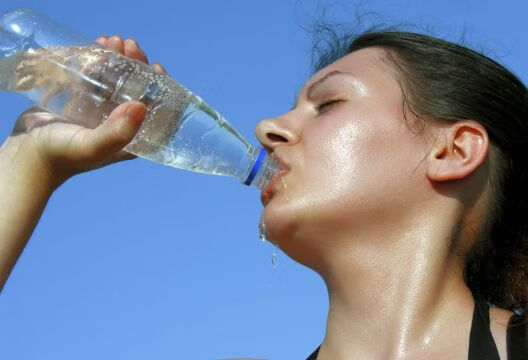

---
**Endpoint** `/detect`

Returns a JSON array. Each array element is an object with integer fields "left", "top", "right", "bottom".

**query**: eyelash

[{"left": 316, "top": 99, "right": 342, "bottom": 113}]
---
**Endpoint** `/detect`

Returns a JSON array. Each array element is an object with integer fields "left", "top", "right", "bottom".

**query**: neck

[{"left": 316, "top": 215, "right": 475, "bottom": 360}]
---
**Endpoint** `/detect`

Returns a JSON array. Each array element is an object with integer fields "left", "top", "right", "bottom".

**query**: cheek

[
  {"left": 263, "top": 121, "right": 367, "bottom": 238},
  {"left": 310, "top": 122, "right": 363, "bottom": 201},
  {"left": 261, "top": 112, "right": 421, "bottom": 244},
  {"left": 300, "top": 116, "right": 415, "bottom": 219}
]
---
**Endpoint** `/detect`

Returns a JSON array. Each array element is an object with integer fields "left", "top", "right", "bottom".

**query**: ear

[{"left": 426, "top": 120, "right": 489, "bottom": 182}]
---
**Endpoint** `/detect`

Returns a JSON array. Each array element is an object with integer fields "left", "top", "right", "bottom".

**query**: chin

[
  {"left": 260, "top": 200, "right": 298, "bottom": 245},
  {"left": 261, "top": 200, "right": 323, "bottom": 265},
  {"left": 261, "top": 195, "right": 353, "bottom": 270}
]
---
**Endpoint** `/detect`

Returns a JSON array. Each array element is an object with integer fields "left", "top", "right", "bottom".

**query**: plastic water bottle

[{"left": 0, "top": 8, "right": 278, "bottom": 189}]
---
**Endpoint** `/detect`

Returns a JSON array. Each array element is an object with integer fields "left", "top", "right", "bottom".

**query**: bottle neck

[{"left": 242, "top": 147, "right": 279, "bottom": 190}]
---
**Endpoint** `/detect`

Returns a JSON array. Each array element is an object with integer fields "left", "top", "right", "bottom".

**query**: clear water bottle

[{"left": 0, "top": 8, "right": 278, "bottom": 189}]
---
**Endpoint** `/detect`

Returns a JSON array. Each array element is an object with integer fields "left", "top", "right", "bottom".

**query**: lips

[{"left": 260, "top": 154, "right": 289, "bottom": 206}]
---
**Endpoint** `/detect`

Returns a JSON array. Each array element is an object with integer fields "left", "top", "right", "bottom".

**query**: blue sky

[{"left": 1, "top": 1, "right": 527, "bottom": 359}]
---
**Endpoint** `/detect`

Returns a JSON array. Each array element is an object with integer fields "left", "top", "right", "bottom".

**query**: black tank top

[{"left": 306, "top": 294, "right": 528, "bottom": 360}]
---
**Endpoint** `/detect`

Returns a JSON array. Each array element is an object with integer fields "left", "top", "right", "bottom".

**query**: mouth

[{"left": 260, "top": 168, "right": 289, "bottom": 206}]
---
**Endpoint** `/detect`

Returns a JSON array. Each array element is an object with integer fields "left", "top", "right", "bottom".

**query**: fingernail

[
  {"left": 152, "top": 63, "right": 165, "bottom": 74},
  {"left": 130, "top": 38, "right": 140, "bottom": 49},
  {"left": 125, "top": 38, "right": 140, "bottom": 50}
]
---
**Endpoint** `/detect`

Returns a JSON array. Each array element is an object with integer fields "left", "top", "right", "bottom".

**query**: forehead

[{"left": 304, "top": 47, "right": 399, "bottom": 96}]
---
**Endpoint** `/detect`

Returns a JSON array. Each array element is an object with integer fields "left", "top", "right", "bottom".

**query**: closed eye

[{"left": 316, "top": 99, "right": 343, "bottom": 114}]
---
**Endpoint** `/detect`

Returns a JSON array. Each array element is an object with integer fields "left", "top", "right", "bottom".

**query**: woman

[{"left": 1, "top": 30, "right": 527, "bottom": 359}]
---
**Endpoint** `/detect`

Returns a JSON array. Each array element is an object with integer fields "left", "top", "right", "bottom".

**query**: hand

[
  {"left": 3, "top": 35, "right": 168, "bottom": 189},
  {"left": 94, "top": 35, "right": 168, "bottom": 74}
]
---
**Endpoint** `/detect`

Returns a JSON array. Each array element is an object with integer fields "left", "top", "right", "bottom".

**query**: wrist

[
  {"left": 0, "top": 135, "right": 60, "bottom": 291},
  {"left": 0, "top": 135, "right": 63, "bottom": 195}
]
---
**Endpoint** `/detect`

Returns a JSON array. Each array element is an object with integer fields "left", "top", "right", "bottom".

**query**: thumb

[{"left": 81, "top": 101, "right": 147, "bottom": 160}]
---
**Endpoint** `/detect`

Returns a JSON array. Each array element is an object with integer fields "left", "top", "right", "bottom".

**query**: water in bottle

[{"left": 0, "top": 8, "right": 278, "bottom": 189}]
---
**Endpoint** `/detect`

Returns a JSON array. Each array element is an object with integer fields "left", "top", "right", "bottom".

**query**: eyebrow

[{"left": 292, "top": 70, "right": 350, "bottom": 110}]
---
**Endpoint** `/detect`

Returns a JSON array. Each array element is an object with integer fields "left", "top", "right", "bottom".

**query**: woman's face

[{"left": 256, "top": 47, "right": 433, "bottom": 265}]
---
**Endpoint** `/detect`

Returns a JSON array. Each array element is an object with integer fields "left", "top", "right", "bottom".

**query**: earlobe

[{"left": 426, "top": 121, "right": 489, "bottom": 182}]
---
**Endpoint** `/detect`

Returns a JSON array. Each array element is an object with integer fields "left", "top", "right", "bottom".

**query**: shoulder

[
  {"left": 490, "top": 307, "right": 522, "bottom": 360},
  {"left": 491, "top": 306, "right": 516, "bottom": 327}
]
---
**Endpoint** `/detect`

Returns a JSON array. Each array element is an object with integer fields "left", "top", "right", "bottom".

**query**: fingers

[
  {"left": 124, "top": 38, "right": 149, "bottom": 64},
  {"left": 79, "top": 101, "right": 147, "bottom": 161},
  {"left": 95, "top": 34, "right": 125, "bottom": 54},
  {"left": 95, "top": 35, "right": 108, "bottom": 47},
  {"left": 107, "top": 35, "right": 125, "bottom": 54},
  {"left": 95, "top": 34, "right": 149, "bottom": 64},
  {"left": 152, "top": 63, "right": 168, "bottom": 74}
]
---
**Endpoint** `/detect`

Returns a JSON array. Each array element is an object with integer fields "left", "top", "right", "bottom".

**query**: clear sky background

[{"left": 1, "top": 0, "right": 527, "bottom": 359}]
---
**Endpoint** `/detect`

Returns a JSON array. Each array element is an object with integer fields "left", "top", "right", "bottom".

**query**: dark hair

[{"left": 312, "top": 30, "right": 528, "bottom": 314}]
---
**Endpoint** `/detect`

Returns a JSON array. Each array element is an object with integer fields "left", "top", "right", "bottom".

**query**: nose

[{"left": 255, "top": 115, "right": 300, "bottom": 152}]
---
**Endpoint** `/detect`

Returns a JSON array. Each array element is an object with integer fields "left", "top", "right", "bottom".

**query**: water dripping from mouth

[
  {"left": 258, "top": 215, "right": 267, "bottom": 242},
  {"left": 259, "top": 215, "right": 279, "bottom": 269},
  {"left": 271, "top": 243, "right": 280, "bottom": 268},
  {"left": 280, "top": 176, "right": 287, "bottom": 190}
]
